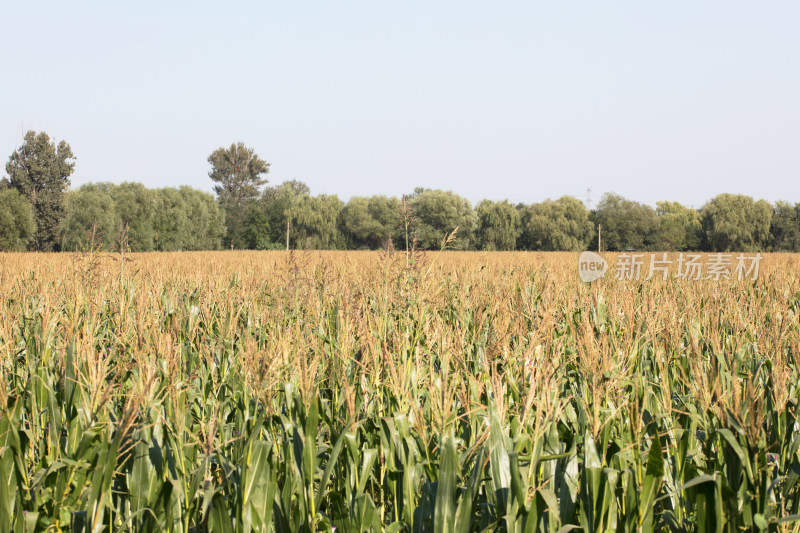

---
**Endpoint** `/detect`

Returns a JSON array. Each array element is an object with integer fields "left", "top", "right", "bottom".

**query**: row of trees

[
  {"left": 2, "top": 132, "right": 799, "bottom": 252},
  {"left": 204, "top": 142, "right": 798, "bottom": 253}
]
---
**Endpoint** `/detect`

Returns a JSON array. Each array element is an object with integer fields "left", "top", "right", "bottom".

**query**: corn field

[{"left": 2, "top": 249, "right": 800, "bottom": 532}]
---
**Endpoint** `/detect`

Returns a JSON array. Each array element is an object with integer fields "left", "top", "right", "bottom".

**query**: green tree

[
  {"left": 110, "top": 182, "right": 157, "bottom": 251},
  {"left": 208, "top": 142, "right": 270, "bottom": 248},
  {"left": 0, "top": 188, "right": 36, "bottom": 251},
  {"left": 258, "top": 182, "right": 344, "bottom": 249},
  {"left": 409, "top": 189, "right": 476, "bottom": 250},
  {"left": 475, "top": 200, "right": 521, "bottom": 251},
  {"left": 290, "top": 194, "right": 344, "bottom": 249},
  {"left": 770, "top": 201, "right": 800, "bottom": 252},
  {"left": 152, "top": 187, "right": 187, "bottom": 251},
  {"left": 259, "top": 180, "right": 311, "bottom": 248},
  {"left": 654, "top": 201, "right": 701, "bottom": 251},
  {"left": 519, "top": 196, "right": 593, "bottom": 251},
  {"left": 178, "top": 186, "right": 226, "bottom": 250},
  {"left": 149, "top": 187, "right": 226, "bottom": 251},
  {"left": 339, "top": 196, "right": 399, "bottom": 249},
  {"left": 5, "top": 130, "right": 75, "bottom": 251},
  {"left": 701, "top": 194, "right": 772, "bottom": 252},
  {"left": 241, "top": 202, "right": 281, "bottom": 250},
  {"left": 591, "top": 193, "right": 658, "bottom": 251},
  {"left": 62, "top": 184, "right": 118, "bottom": 251}
]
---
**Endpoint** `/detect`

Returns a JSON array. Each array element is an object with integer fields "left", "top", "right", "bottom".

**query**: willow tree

[
  {"left": 701, "top": 194, "right": 772, "bottom": 252},
  {"left": 0, "top": 188, "right": 36, "bottom": 251},
  {"left": 474, "top": 200, "right": 521, "bottom": 251},
  {"left": 588, "top": 193, "right": 656, "bottom": 251},
  {"left": 339, "top": 195, "right": 399, "bottom": 249},
  {"left": 409, "top": 189, "right": 476, "bottom": 250},
  {"left": 520, "top": 196, "right": 594, "bottom": 251}
]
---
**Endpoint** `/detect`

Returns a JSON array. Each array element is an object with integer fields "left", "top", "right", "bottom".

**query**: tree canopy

[
  {"left": 4, "top": 131, "right": 75, "bottom": 251},
  {"left": 519, "top": 196, "right": 593, "bottom": 251},
  {"left": 475, "top": 200, "right": 521, "bottom": 251},
  {"left": 592, "top": 193, "right": 658, "bottom": 251},
  {"left": 339, "top": 196, "right": 399, "bottom": 249},
  {"left": 61, "top": 183, "right": 225, "bottom": 252},
  {"left": 409, "top": 189, "right": 476, "bottom": 250},
  {"left": 208, "top": 143, "right": 270, "bottom": 248},
  {"left": 0, "top": 188, "right": 36, "bottom": 251},
  {"left": 654, "top": 201, "right": 702, "bottom": 251},
  {"left": 701, "top": 194, "right": 773, "bottom": 252},
  {"left": 4, "top": 130, "right": 799, "bottom": 254}
]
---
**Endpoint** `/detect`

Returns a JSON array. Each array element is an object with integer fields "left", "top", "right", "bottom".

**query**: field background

[{"left": 1, "top": 250, "right": 800, "bottom": 532}]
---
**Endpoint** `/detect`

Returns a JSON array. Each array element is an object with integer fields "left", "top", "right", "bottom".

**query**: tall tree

[
  {"left": 0, "top": 188, "right": 36, "bottom": 251},
  {"left": 260, "top": 180, "right": 311, "bottom": 248},
  {"left": 519, "top": 196, "right": 593, "bottom": 251},
  {"left": 701, "top": 194, "right": 772, "bottom": 252},
  {"left": 291, "top": 193, "right": 344, "bottom": 249},
  {"left": 770, "top": 201, "right": 800, "bottom": 252},
  {"left": 5, "top": 130, "right": 75, "bottom": 251},
  {"left": 110, "top": 182, "right": 157, "bottom": 251},
  {"left": 409, "top": 189, "right": 476, "bottom": 250},
  {"left": 339, "top": 196, "right": 399, "bottom": 249},
  {"left": 178, "top": 186, "right": 226, "bottom": 250},
  {"left": 475, "top": 200, "right": 521, "bottom": 251},
  {"left": 62, "top": 184, "right": 118, "bottom": 251},
  {"left": 654, "top": 201, "right": 702, "bottom": 251},
  {"left": 207, "top": 142, "right": 270, "bottom": 248},
  {"left": 591, "top": 193, "right": 658, "bottom": 251},
  {"left": 152, "top": 187, "right": 188, "bottom": 252}
]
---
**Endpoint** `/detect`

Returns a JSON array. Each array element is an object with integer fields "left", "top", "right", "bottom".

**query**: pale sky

[{"left": 1, "top": 1, "right": 798, "bottom": 208}]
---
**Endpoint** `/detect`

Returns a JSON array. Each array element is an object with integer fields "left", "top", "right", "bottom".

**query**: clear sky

[{"left": 1, "top": 1, "right": 798, "bottom": 208}]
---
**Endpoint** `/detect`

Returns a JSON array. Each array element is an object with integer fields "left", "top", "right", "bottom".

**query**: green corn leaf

[
  {"left": 639, "top": 435, "right": 664, "bottom": 533},
  {"left": 434, "top": 435, "right": 459, "bottom": 533},
  {"left": 208, "top": 492, "right": 234, "bottom": 533},
  {"left": 489, "top": 399, "right": 511, "bottom": 515}
]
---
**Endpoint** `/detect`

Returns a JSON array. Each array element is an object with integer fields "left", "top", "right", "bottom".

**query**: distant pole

[
  {"left": 598, "top": 224, "right": 602, "bottom": 253},
  {"left": 286, "top": 219, "right": 290, "bottom": 251}
]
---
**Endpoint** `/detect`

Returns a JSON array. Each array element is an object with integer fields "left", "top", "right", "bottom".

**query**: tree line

[{"left": 1, "top": 131, "right": 799, "bottom": 253}]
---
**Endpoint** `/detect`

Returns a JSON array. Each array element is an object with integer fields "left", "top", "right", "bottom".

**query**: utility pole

[
  {"left": 598, "top": 224, "right": 602, "bottom": 253},
  {"left": 286, "top": 219, "right": 290, "bottom": 251}
]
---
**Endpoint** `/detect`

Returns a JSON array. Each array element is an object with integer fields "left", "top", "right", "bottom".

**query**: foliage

[
  {"left": 475, "top": 199, "right": 521, "bottom": 251},
  {"left": 0, "top": 188, "right": 36, "bottom": 251},
  {"left": 290, "top": 194, "right": 344, "bottom": 249},
  {"left": 257, "top": 181, "right": 344, "bottom": 250},
  {"left": 409, "top": 188, "right": 476, "bottom": 250},
  {"left": 208, "top": 142, "right": 270, "bottom": 248},
  {"left": 62, "top": 184, "right": 119, "bottom": 251},
  {"left": 241, "top": 202, "right": 278, "bottom": 250},
  {"left": 655, "top": 201, "right": 702, "bottom": 251},
  {"left": 770, "top": 201, "right": 800, "bottom": 252},
  {"left": 592, "top": 193, "right": 658, "bottom": 251},
  {"left": 61, "top": 184, "right": 225, "bottom": 252},
  {"left": 519, "top": 196, "right": 593, "bottom": 251},
  {"left": 110, "top": 182, "right": 157, "bottom": 251},
  {"left": 701, "top": 194, "right": 773, "bottom": 252},
  {"left": 338, "top": 196, "right": 399, "bottom": 249},
  {"left": 177, "top": 186, "right": 227, "bottom": 250},
  {"left": 4, "top": 130, "right": 75, "bottom": 251}
]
